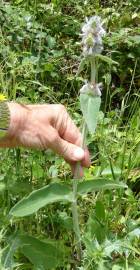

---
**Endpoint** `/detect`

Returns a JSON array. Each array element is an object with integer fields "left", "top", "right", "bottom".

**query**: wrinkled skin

[{"left": 0, "top": 103, "right": 90, "bottom": 174}]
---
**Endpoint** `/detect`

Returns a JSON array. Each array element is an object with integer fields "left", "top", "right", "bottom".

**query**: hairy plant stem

[
  {"left": 72, "top": 57, "right": 96, "bottom": 262},
  {"left": 91, "top": 57, "right": 96, "bottom": 84},
  {"left": 72, "top": 121, "right": 87, "bottom": 262}
]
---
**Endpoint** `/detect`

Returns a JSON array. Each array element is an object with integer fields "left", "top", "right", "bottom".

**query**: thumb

[
  {"left": 60, "top": 139, "right": 85, "bottom": 163},
  {"left": 49, "top": 131, "right": 85, "bottom": 163}
]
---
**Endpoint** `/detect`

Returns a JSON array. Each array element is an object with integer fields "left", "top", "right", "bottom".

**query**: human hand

[{"left": 1, "top": 103, "right": 90, "bottom": 172}]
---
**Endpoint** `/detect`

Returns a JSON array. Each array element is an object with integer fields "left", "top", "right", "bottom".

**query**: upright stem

[
  {"left": 72, "top": 56, "right": 96, "bottom": 263},
  {"left": 72, "top": 55, "right": 100, "bottom": 262},
  {"left": 72, "top": 121, "right": 87, "bottom": 262},
  {"left": 91, "top": 57, "right": 96, "bottom": 84},
  {"left": 72, "top": 171, "right": 82, "bottom": 261}
]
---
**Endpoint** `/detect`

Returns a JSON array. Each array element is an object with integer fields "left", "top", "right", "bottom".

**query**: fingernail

[{"left": 73, "top": 148, "right": 84, "bottom": 160}]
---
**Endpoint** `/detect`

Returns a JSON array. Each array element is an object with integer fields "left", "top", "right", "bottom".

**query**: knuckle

[
  {"left": 62, "top": 143, "right": 69, "bottom": 154},
  {"left": 61, "top": 143, "right": 70, "bottom": 159}
]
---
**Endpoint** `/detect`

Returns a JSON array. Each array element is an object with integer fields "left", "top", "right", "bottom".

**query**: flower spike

[{"left": 81, "top": 16, "right": 106, "bottom": 56}]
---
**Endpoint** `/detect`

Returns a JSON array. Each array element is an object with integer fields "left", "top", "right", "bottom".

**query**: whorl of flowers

[
  {"left": 81, "top": 16, "right": 106, "bottom": 56},
  {"left": 80, "top": 81, "right": 102, "bottom": 96}
]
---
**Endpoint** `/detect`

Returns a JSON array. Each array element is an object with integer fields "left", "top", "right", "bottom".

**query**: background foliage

[{"left": 0, "top": 0, "right": 140, "bottom": 269}]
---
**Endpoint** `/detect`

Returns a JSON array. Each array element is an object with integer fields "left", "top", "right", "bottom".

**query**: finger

[
  {"left": 70, "top": 148, "right": 90, "bottom": 176},
  {"left": 58, "top": 112, "right": 91, "bottom": 167},
  {"left": 59, "top": 112, "right": 82, "bottom": 145},
  {"left": 48, "top": 127, "right": 86, "bottom": 163},
  {"left": 81, "top": 147, "right": 91, "bottom": 167}
]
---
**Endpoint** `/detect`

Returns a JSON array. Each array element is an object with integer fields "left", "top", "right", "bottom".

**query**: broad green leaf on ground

[
  {"left": 80, "top": 93, "right": 101, "bottom": 133},
  {"left": 10, "top": 183, "right": 73, "bottom": 217},
  {"left": 20, "top": 235, "right": 68, "bottom": 269},
  {"left": 2, "top": 234, "right": 68, "bottom": 270},
  {"left": 78, "top": 179, "right": 127, "bottom": 194}
]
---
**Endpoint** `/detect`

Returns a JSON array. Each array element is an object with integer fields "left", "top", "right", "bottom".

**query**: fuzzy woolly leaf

[
  {"left": 78, "top": 179, "right": 127, "bottom": 194},
  {"left": 10, "top": 183, "right": 73, "bottom": 217},
  {"left": 80, "top": 93, "right": 101, "bottom": 133}
]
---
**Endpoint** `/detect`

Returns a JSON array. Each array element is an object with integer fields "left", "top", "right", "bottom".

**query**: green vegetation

[{"left": 0, "top": 1, "right": 140, "bottom": 269}]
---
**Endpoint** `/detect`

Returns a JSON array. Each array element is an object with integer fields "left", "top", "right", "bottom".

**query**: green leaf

[
  {"left": 2, "top": 237, "right": 21, "bottom": 269},
  {"left": 43, "top": 63, "right": 54, "bottom": 72},
  {"left": 129, "top": 35, "right": 140, "bottom": 44},
  {"left": 10, "top": 183, "right": 73, "bottom": 217},
  {"left": 0, "top": 182, "right": 5, "bottom": 192},
  {"left": 2, "top": 234, "right": 68, "bottom": 270},
  {"left": 95, "top": 201, "right": 105, "bottom": 221},
  {"left": 104, "top": 239, "right": 124, "bottom": 258},
  {"left": 19, "top": 235, "right": 68, "bottom": 269},
  {"left": 76, "top": 58, "right": 87, "bottom": 76},
  {"left": 78, "top": 179, "right": 127, "bottom": 195},
  {"left": 80, "top": 93, "right": 101, "bottom": 133},
  {"left": 96, "top": 54, "right": 119, "bottom": 65},
  {"left": 101, "top": 167, "right": 122, "bottom": 178},
  {"left": 87, "top": 208, "right": 107, "bottom": 243}
]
